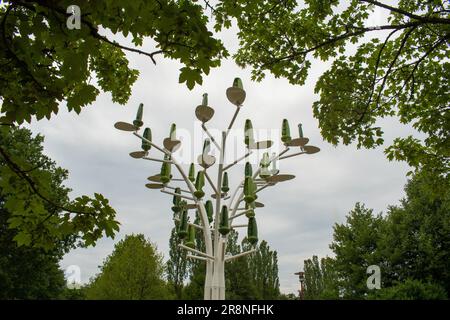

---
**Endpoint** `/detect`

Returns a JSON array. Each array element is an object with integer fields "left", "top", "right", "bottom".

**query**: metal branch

[
  {"left": 226, "top": 106, "right": 241, "bottom": 137},
  {"left": 223, "top": 151, "right": 252, "bottom": 171},
  {"left": 256, "top": 184, "right": 271, "bottom": 194},
  {"left": 164, "top": 185, "right": 191, "bottom": 194},
  {"left": 204, "top": 170, "right": 219, "bottom": 195},
  {"left": 143, "top": 156, "right": 173, "bottom": 163},
  {"left": 225, "top": 249, "right": 256, "bottom": 262},
  {"left": 229, "top": 209, "right": 252, "bottom": 220},
  {"left": 167, "top": 156, "right": 214, "bottom": 294},
  {"left": 161, "top": 189, "right": 195, "bottom": 201},
  {"left": 173, "top": 218, "right": 204, "bottom": 230},
  {"left": 187, "top": 254, "right": 210, "bottom": 262},
  {"left": 179, "top": 244, "right": 214, "bottom": 260},
  {"left": 201, "top": 124, "right": 221, "bottom": 151},
  {"left": 279, "top": 151, "right": 306, "bottom": 160},
  {"left": 361, "top": 0, "right": 450, "bottom": 24},
  {"left": 133, "top": 132, "right": 170, "bottom": 157}
]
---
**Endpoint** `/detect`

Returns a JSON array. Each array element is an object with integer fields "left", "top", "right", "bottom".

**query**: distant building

[{"left": 294, "top": 271, "right": 305, "bottom": 300}]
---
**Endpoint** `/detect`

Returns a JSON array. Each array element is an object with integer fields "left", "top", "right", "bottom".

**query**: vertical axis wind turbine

[{"left": 114, "top": 78, "right": 320, "bottom": 300}]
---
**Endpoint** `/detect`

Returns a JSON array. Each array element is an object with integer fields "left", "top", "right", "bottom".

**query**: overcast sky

[{"left": 25, "top": 6, "right": 415, "bottom": 295}]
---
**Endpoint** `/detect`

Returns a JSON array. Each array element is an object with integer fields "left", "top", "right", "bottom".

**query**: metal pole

[
  {"left": 204, "top": 170, "right": 219, "bottom": 196},
  {"left": 201, "top": 124, "right": 221, "bottom": 151},
  {"left": 161, "top": 189, "right": 195, "bottom": 201},
  {"left": 179, "top": 244, "right": 214, "bottom": 260},
  {"left": 223, "top": 151, "right": 252, "bottom": 171},
  {"left": 225, "top": 249, "right": 256, "bottom": 262},
  {"left": 187, "top": 254, "right": 211, "bottom": 262},
  {"left": 279, "top": 151, "right": 305, "bottom": 160},
  {"left": 142, "top": 156, "right": 173, "bottom": 163},
  {"left": 211, "top": 131, "right": 227, "bottom": 300}
]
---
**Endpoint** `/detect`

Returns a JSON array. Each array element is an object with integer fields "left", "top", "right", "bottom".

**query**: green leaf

[{"left": 13, "top": 232, "right": 32, "bottom": 247}]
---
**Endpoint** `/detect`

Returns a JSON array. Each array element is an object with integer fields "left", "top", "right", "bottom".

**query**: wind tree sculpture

[{"left": 114, "top": 78, "right": 320, "bottom": 300}]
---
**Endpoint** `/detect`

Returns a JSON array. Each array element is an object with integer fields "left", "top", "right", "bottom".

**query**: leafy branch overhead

[
  {"left": 0, "top": 127, "right": 120, "bottom": 249},
  {"left": 0, "top": 0, "right": 228, "bottom": 124},
  {"left": 1, "top": 1, "right": 448, "bottom": 177},
  {"left": 0, "top": 0, "right": 448, "bottom": 248},
  {"left": 213, "top": 0, "right": 449, "bottom": 176}
]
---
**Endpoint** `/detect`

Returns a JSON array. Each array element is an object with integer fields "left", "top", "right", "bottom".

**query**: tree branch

[
  {"left": 12, "top": 0, "right": 165, "bottom": 64},
  {"left": 373, "top": 26, "right": 417, "bottom": 109},
  {"left": 203, "top": 0, "right": 216, "bottom": 13},
  {"left": 1, "top": 4, "right": 61, "bottom": 98},
  {"left": 360, "top": 0, "right": 450, "bottom": 24},
  {"left": 0, "top": 145, "right": 96, "bottom": 216},
  {"left": 261, "top": 21, "right": 422, "bottom": 68},
  {"left": 398, "top": 36, "right": 448, "bottom": 98},
  {"left": 365, "top": 28, "right": 399, "bottom": 110},
  {"left": 381, "top": 34, "right": 449, "bottom": 108}
]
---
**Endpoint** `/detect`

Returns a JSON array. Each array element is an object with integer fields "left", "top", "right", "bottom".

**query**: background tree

[
  {"left": 367, "top": 279, "right": 447, "bottom": 300},
  {"left": 278, "top": 293, "right": 299, "bottom": 300},
  {"left": 244, "top": 239, "right": 281, "bottom": 300},
  {"left": 0, "top": 127, "right": 75, "bottom": 299},
  {"left": 378, "top": 170, "right": 450, "bottom": 295},
  {"left": 303, "top": 255, "right": 339, "bottom": 300},
  {"left": 213, "top": 0, "right": 450, "bottom": 177},
  {"left": 60, "top": 286, "right": 87, "bottom": 300},
  {"left": 0, "top": 204, "right": 67, "bottom": 299},
  {"left": 225, "top": 231, "right": 258, "bottom": 300},
  {"left": 0, "top": 126, "right": 119, "bottom": 249},
  {"left": 166, "top": 219, "right": 188, "bottom": 299},
  {"left": 330, "top": 203, "right": 385, "bottom": 299},
  {"left": 306, "top": 171, "right": 449, "bottom": 299},
  {"left": 86, "top": 234, "right": 172, "bottom": 300},
  {"left": 182, "top": 212, "right": 207, "bottom": 300},
  {"left": 182, "top": 261, "right": 206, "bottom": 300}
]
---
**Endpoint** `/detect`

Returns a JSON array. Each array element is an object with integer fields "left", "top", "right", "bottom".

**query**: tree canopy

[
  {"left": 166, "top": 217, "right": 188, "bottom": 299},
  {"left": 86, "top": 234, "right": 172, "bottom": 299},
  {"left": 0, "top": 0, "right": 227, "bottom": 124},
  {"left": 0, "top": 127, "right": 80, "bottom": 298},
  {"left": 303, "top": 255, "right": 339, "bottom": 300},
  {"left": 214, "top": 0, "right": 449, "bottom": 176},
  {"left": 0, "top": 199, "right": 67, "bottom": 299},
  {"left": 303, "top": 170, "right": 450, "bottom": 299},
  {"left": 0, "top": 126, "right": 119, "bottom": 249},
  {"left": 1, "top": 1, "right": 448, "bottom": 299}
]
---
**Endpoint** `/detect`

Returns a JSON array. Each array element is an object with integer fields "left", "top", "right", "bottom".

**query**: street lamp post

[{"left": 114, "top": 78, "right": 320, "bottom": 300}]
